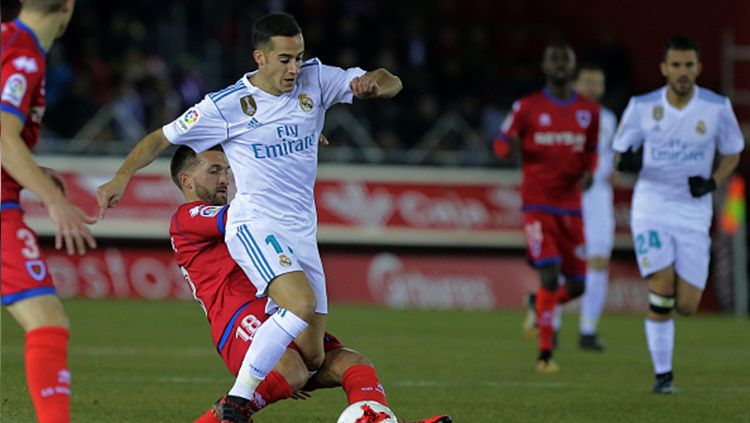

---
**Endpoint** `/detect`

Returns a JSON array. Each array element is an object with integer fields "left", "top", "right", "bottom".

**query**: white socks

[
  {"left": 228, "top": 308, "right": 308, "bottom": 399},
  {"left": 580, "top": 269, "right": 608, "bottom": 335},
  {"left": 645, "top": 319, "right": 674, "bottom": 375}
]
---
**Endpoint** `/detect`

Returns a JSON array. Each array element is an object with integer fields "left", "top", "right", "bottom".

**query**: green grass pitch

[{"left": 2, "top": 299, "right": 749, "bottom": 422}]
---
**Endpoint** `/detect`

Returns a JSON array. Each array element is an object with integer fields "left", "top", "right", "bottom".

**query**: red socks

[
  {"left": 341, "top": 365, "right": 387, "bottom": 406},
  {"left": 246, "top": 370, "right": 293, "bottom": 413},
  {"left": 536, "top": 288, "right": 556, "bottom": 351},
  {"left": 194, "top": 371, "right": 292, "bottom": 422},
  {"left": 25, "top": 326, "right": 71, "bottom": 423}
]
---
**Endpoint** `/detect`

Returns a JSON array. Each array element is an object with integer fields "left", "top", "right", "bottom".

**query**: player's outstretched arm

[
  {"left": 350, "top": 68, "right": 402, "bottom": 99},
  {"left": 96, "top": 128, "right": 172, "bottom": 218},
  {"left": 1, "top": 112, "right": 97, "bottom": 255},
  {"left": 712, "top": 153, "right": 741, "bottom": 185}
]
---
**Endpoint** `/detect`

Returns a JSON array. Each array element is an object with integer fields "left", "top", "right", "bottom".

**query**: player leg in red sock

[{"left": 25, "top": 326, "right": 71, "bottom": 423}]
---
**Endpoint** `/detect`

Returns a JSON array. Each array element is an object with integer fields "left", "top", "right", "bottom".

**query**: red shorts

[
  {"left": 219, "top": 302, "right": 344, "bottom": 376},
  {"left": 1, "top": 206, "right": 57, "bottom": 306},
  {"left": 523, "top": 210, "right": 586, "bottom": 281}
]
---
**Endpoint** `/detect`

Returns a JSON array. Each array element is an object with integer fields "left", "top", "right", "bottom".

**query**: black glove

[
  {"left": 616, "top": 147, "right": 643, "bottom": 173},
  {"left": 688, "top": 176, "right": 716, "bottom": 197}
]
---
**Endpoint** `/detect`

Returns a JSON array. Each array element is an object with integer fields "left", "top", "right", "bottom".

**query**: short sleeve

[
  {"left": 163, "top": 96, "right": 229, "bottom": 153},
  {"left": 170, "top": 203, "right": 229, "bottom": 242},
  {"left": 499, "top": 100, "right": 526, "bottom": 141},
  {"left": 717, "top": 98, "right": 745, "bottom": 155},
  {"left": 1, "top": 51, "right": 43, "bottom": 123},
  {"left": 318, "top": 61, "right": 366, "bottom": 109},
  {"left": 612, "top": 98, "right": 644, "bottom": 152}
]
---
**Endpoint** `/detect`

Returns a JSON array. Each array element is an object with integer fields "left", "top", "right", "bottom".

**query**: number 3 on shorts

[{"left": 635, "top": 230, "right": 662, "bottom": 255}]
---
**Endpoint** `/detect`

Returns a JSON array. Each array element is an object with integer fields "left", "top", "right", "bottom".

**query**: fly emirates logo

[
  {"left": 533, "top": 131, "right": 586, "bottom": 151},
  {"left": 251, "top": 124, "right": 317, "bottom": 159}
]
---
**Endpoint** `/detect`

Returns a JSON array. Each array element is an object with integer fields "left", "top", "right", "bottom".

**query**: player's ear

[
  {"left": 253, "top": 50, "right": 265, "bottom": 67},
  {"left": 660, "top": 61, "right": 668, "bottom": 78},
  {"left": 696, "top": 61, "right": 703, "bottom": 77},
  {"left": 179, "top": 173, "right": 193, "bottom": 191}
]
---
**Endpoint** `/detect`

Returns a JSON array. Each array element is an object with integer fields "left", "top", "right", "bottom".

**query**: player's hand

[
  {"left": 47, "top": 198, "right": 98, "bottom": 255},
  {"left": 350, "top": 75, "right": 380, "bottom": 99},
  {"left": 319, "top": 134, "right": 330, "bottom": 146},
  {"left": 688, "top": 176, "right": 716, "bottom": 197},
  {"left": 579, "top": 172, "right": 593, "bottom": 190},
  {"left": 96, "top": 175, "right": 129, "bottom": 219},
  {"left": 40, "top": 167, "right": 67, "bottom": 197}
]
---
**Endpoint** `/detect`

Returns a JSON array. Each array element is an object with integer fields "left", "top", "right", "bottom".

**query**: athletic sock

[
  {"left": 246, "top": 370, "right": 293, "bottom": 414},
  {"left": 554, "top": 284, "right": 575, "bottom": 305},
  {"left": 580, "top": 268, "right": 608, "bottom": 335},
  {"left": 645, "top": 319, "right": 674, "bottom": 375},
  {"left": 552, "top": 305, "right": 563, "bottom": 332},
  {"left": 536, "top": 287, "right": 556, "bottom": 352},
  {"left": 342, "top": 365, "right": 387, "bottom": 406},
  {"left": 228, "top": 308, "right": 308, "bottom": 399},
  {"left": 25, "top": 326, "right": 71, "bottom": 423},
  {"left": 194, "top": 409, "right": 220, "bottom": 423}
]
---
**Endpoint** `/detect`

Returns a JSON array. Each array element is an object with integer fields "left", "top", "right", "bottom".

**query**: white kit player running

[
  {"left": 575, "top": 64, "right": 618, "bottom": 352},
  {"left": 613, "top": 36, "right": 743, "bottom": 394},
  {"left": 96, "top": 12, "right": 402, "bottom": 420}
]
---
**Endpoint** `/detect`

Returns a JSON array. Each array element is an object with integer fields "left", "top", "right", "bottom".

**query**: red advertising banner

[
  {"left": 23, "top": 158, "right": 635, "bottom": 248},
  {"left": 39, "top": 246, "right": 652, "bottom": 313}
]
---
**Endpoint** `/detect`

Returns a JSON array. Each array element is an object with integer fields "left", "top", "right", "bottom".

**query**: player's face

[
  {"left": 55, "top": 0, "right": 76, "bottom": 39},
  {"left": 256, "top": 34, "right": 305, "bottom": 95},
  {"left": 661, "top": 49, "right": 701, "bottom": 97},
  {"left": 543, "top": 47, "right": 576, "bottom": 85},
  {"left": 190, "top": 151, "right": 232, "bottom": 205},
  {"left": 575, "top": 69, "right": 605, "bottom": 101}
]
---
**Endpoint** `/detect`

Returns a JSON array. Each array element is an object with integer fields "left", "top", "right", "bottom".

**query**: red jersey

[
  {"left": 169, "top": 201, "right": 266, "bottom": 354},
  {"left": 497, "top": 88, "right": 599, "bottom": 213},
  {"left": 1, "top": 19, "right": 47, "bottom": 203}
]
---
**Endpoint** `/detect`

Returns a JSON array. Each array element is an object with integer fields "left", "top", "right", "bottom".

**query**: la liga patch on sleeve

[{"left": 1, "top": 73, "right": 27, "bottom": 107}]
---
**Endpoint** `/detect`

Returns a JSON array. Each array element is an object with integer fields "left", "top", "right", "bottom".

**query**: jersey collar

[
  {"left": 543, "top": 87, "right": 577, "bottom": 106},
  {"left": 662, "top": 85, "right": 700, "bottom": 114},
  {"left": 13, "top": 18, "right": 47, "bottom": 56}
]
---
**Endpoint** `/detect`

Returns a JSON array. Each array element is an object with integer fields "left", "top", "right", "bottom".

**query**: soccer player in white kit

[
  {"left": 96, "top": 12, "right": 402, "bottom": 420},
  {"left": 613, "top": 36, "right": 743, "bottom": 394},
  {"left": 575, "top": 64, "right": 618, "bottom": 352}
]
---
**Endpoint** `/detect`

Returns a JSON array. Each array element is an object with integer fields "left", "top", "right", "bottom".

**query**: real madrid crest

[
  {"left": 695, "top": 120, "right": 706, "bottom": 135},
  {"left": 641, "top": 257, "right": 650, "bottom": 269},
  {"left": 239, "top": 95, "right": 257, "bottom": 117},
  {"left": 279, "top": 254, "right": 292, "bottom": 267},
  {"left": 652, "top": 106, "right": 664, "bottom": 121},
  {"left": 298, "top": 93, "right": 314, "bottom": 112}
]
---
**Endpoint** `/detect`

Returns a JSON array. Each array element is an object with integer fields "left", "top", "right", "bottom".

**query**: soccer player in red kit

[
  {"left": 169, "top": 145, "right": 450, "bottom": 423},
  {"left": 1, "top": 1, "right": 97, "bottom": 422},
  {"left": 494, "top": 42, "right": 599, "bottom": 373}
]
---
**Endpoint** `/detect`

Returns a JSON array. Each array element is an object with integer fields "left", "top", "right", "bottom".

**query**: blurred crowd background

[{"left": 2, "top": 0, "right": 749, "bottom": 167}]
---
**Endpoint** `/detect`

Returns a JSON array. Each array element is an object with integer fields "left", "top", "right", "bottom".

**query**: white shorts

[
  {"left": 630, "top": 219, "right": 711, "bottom": 290},
  {"left": 582, "top": 182, "right": 614, "bottom": 259},
  {"left": 225, "top": 221, "right": 328, "bottom": 315}
]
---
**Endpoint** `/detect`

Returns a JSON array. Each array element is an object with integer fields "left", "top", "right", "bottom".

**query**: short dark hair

[
  {"left": 252, "top": 13, "right": 302, "bottom": 49},
  {"left": 544, "top": 41, "right": 575, "bottom": 56},
  {"left": 664, "top": 35, "right": 700, "bottom": 59},
  {"left": 169, "top": 145, "right": 223, "bottom": 189}
]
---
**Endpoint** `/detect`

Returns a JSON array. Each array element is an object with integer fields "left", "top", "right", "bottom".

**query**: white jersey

[
  {"left": 163, "top": 58, "right": 366, "bottom": 237},
  {"left": 613, "top": 85, "right": 744, "bottom": 230},
  {"left": 592, "top": 106, "right": 617, "bottom": 184}
]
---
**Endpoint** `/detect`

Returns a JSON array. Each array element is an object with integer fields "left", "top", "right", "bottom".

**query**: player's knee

[
  {"left": 675, "top": 301, "right": 698, "bottom": 316},
  {"left": 648, "top": 291, "right": 675, "bottom": 316},
  {"left": 285, "top": 296, "right": 317, "bottom": 322},
  {"left": 566, "top": 281, "right": 585, "bottom": 298},
  {"left": 302, "top": 350, "right": 325, "bottom": 372}
]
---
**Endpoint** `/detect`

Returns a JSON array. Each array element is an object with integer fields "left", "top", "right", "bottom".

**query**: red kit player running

[
  {"left": 494, "top": 42, "right": 599, "bottom": 373},
  {"left": 168, "top": 146, "right": 450, "bottom": 423},
  {"left": 1, "top": 1, "right": 97, "bottom": 422}
]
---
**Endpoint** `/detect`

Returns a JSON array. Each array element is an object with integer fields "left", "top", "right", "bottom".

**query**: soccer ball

[{"left": 337, "top": 400, "right": 398, "bottom": 423}]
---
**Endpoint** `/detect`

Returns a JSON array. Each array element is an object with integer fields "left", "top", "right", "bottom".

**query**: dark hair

[
  {"left": 169, "top": 145, "right": 223, "bottom": 189},
  {"left": 664, "top": 35, "right": 700, "bottom": 59},
  {"left": 577, "top": 62, "right": 604, "bottom": 77},
  {"left": 544, "top": 41, "right": 575, "bottom": 56},
  {"left": 252, "top": 13, "right": 302, "bottom": 49}
]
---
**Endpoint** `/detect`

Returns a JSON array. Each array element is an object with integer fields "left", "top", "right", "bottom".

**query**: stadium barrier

[{"left": 22, "top": 156, "right": 705, "bottom": 312}]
